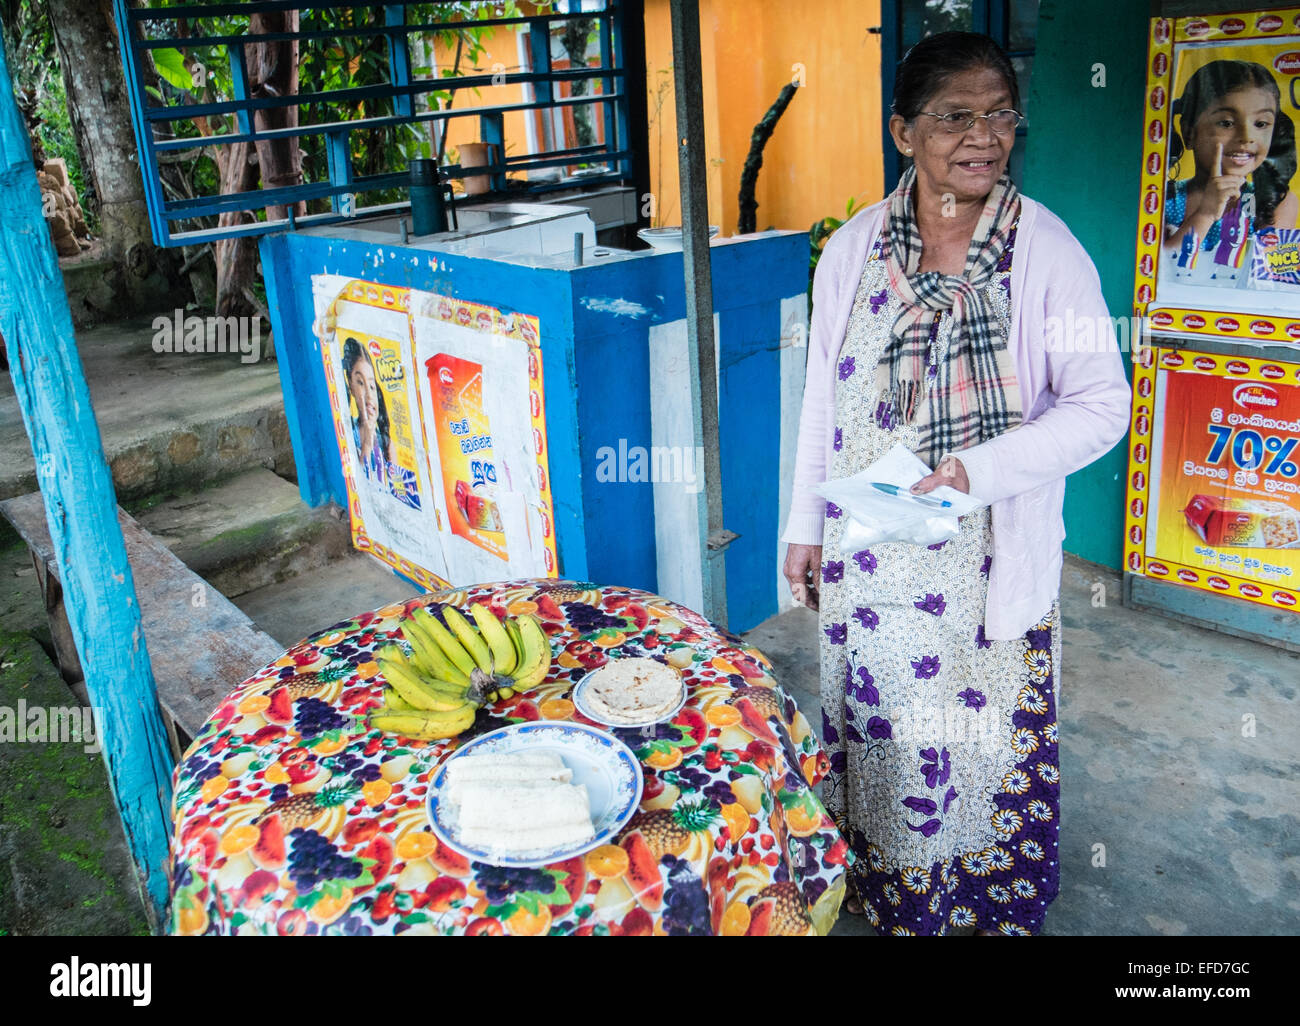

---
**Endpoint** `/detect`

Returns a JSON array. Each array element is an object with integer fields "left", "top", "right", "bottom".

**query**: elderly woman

[{"left": 782, "top": 32, "right": 1130, "bottom": 936}]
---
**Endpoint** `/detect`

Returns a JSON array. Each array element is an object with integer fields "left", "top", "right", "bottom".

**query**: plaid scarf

[{"left": 880, "top": 165, "right": 1023, "bottom": 465}]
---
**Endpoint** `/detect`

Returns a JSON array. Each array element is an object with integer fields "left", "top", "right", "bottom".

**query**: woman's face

[
  {"left": 1188, "top": 85, "right": 1276, "bottom": 177},
  {"left": 348, "top": 356, "right": 378, "bottom": 428},
  {"left": 891, "top": 66, "right": 1017, "bottom": 207}
]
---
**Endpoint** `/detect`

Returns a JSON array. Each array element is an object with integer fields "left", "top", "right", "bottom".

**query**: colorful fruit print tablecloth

[{"left": 168, "top": 580, "right": 850, "bottom": 936}]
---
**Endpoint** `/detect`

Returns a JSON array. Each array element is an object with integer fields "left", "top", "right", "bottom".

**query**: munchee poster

[
  {"left": 311, "top": 277, "right": 557, "bottom": 589},
  {"left": 1124, "top": 345, "right": 1300, "bottom": 613},
  {"left": 1136, "top": 9, "right": 1300, "bottom": 342},
  {"left": 312, "top": 276, "right": 450, "bottom": 591},
  {"left": 409, "top": 290, "right": 557, "bottom": 585}
]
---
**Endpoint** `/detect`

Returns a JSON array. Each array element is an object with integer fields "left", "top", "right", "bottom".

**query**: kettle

[{"left": 409, "top": 159, "right": 459, "bottom": 236}]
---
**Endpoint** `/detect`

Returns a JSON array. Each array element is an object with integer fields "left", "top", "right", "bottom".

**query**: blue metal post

[
  {"left": 480, "top": 112, "right": 507, "bottom": 192},
  {"left": 111, "top": 0, "right": 169, "bottom": 246},
  {"left": 325, "top": 129, "right": 354, "bottom": 213},
  {"left": 385, "top": 5, "right": 415, "bottom": 120},
  {"left": 228, "top": 42, "right": 255, "bottom": 138},
  {"left": 0, "top": 44, "right": 174, "bottom": 927},
  {"left": 599, "top": 10, "right": 616, "bottom": 169}
]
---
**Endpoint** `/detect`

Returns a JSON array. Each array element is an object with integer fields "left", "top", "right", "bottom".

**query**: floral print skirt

[{"left": 817, "top": 514, "right": 1062, "bottom": 937}]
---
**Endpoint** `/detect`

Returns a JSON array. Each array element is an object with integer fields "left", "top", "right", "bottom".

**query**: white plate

[
  {"left": 427, "top": 722, "right": 643, "bottom": 869},
  {"left": 572, "top": 664, "right": 686, "bottom": 728}
]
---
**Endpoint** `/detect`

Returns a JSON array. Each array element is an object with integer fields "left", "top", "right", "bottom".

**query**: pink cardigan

[{"left": 783, "top": 196, "right": 1132, "bottom": 639}]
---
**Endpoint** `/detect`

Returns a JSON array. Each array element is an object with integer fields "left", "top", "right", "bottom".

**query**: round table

[{"left": 168, "top": 579, "right": 848, "bottom": 936}]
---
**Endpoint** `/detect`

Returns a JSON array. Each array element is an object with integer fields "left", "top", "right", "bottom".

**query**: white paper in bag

[{"left": 814, "top": 443, "right": 985, "bottom": 548}]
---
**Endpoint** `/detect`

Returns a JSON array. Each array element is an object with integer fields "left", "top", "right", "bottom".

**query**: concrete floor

[
  {"left": 742, "top": 555, "right": 1300, "bottom": 937},
  {"left": 232, "top": 551, "right": 419, "bottom": 648}
]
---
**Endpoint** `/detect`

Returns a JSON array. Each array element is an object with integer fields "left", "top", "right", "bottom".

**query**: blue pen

[{"left": 870, "top": 481, "right": 953, "bottom": 509}]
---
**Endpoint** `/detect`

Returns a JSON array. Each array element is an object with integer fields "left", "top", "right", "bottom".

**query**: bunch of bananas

[{"left": 367, "top": 605, "right": 552, "bottom": 741}]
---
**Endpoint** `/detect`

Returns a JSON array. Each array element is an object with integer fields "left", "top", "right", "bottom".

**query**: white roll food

[{"left": 443, "top": 751, "right": 596, "bottom": 854}]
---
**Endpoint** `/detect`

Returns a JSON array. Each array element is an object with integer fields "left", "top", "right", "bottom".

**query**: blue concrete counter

[{"left": 261, "top": 225, "right": 809, "bottom": 631}]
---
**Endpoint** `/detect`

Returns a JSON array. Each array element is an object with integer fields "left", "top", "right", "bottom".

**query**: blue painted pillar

[{"left": 0, "top": 45, "right": 173, "bottom": 925}]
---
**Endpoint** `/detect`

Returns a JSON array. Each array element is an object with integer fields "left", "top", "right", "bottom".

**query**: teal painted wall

[{"left": 1023, "top": 0, "right": 1150, "bottom": 569}]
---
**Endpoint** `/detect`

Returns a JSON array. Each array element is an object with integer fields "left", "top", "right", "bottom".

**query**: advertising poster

[
  {"left": 1124, "top": 346, "right": 1300, "bottom": 611},
  {"left": 427, "top": 352, "right": 506, "bottom": 558},
  {"left": 312, "top": 275, "right": 557, "bottom": 591},
  {"left": 313, "top": 276, "right": 451, "bottom": 591},
  {"left": 1134, "top": 8, "right": 1300, "bottom": 343},
  {"left": 410, "top": 290, "right": 557, "bottom": 584}
]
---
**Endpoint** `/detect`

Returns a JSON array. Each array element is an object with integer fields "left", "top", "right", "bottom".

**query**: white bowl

[{"left": 637, "top": 225, "right": 721, "bottom": 251}]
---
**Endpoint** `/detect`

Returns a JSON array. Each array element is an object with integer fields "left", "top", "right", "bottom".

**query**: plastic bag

[{"left": 815, "top": 443, "right": 985, "bottom": 548}]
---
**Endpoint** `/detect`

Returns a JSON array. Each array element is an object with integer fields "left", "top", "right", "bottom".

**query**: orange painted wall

[
  {"left": 644, "top": 0, "right": 884, "bottom": 235},
  {"left": 425, "top": 2, "right": 884, "bottom": 232},
  {"left": 426, "top": 29, "right": 534, "bottom": 169}
]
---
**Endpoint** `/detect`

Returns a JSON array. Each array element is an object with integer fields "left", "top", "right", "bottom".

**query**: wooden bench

[{"left": 1, "top": 491, "right": 284, "bottom": 761}]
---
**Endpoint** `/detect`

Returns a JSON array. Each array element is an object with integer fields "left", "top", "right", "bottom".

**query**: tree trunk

[
  {"left": 249, "top": 11, "right": 305, "bottom": 219},
  {"left": 737, "top": 83, "right": 798, "bottom": 236},
  {"left": 213, "top": 139, "right": 260, "bottom": 319},
  {"left": 213, "top": 10, "right": 305, "bottom": 317},
  {"left": 42, "top": 0, "right": 182, "bottom": 310}
]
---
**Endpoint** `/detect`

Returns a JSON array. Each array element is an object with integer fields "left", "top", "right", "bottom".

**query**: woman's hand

[
  {"left": 358, "top": 420, "right": 375, "bottom": 460},
  {"left": 912, "top": 455, "right": 970, "bottom": 495},
  {"left": 783, "top": 543, "right": 823, "bottom": 611}
]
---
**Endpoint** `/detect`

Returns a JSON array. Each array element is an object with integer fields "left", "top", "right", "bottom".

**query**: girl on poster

[
  {"left": 343, "top": 338, "right": 397, "bottom": 493},
  {"left": 1163, "top": 59, "right": 1298, "bottom": 278}
]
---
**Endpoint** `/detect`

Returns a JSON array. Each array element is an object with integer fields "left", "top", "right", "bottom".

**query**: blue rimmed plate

[{"left": 427, "top": 722, "right": 643, "bottom": 869}]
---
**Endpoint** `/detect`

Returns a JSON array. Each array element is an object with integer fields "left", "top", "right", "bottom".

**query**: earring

[{"left": 905, "top": 147, "right": 913, "bottom": 155}]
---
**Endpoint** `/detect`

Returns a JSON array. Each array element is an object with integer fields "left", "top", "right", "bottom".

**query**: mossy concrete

[
  {"left": 133, "top": 467, "right": 351, "bottom": 598},
  {"left": 0, "top": 630, "right": 150, "bottom": 935},
  {"left": 0, "top": 539, "right": 49, "bottom": 644}
]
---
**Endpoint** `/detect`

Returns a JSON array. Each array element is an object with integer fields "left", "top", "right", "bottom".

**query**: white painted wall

[
  {"left": 649, "top": 313, "right": 720, "bottom": 612},
  {"left": 776, "top": 293, "right": 810, "bottom": 614}
]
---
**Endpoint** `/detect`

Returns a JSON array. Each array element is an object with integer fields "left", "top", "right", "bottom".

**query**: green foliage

[
  {"left": 136, "top": 1, "right": 552, "bottom": 216},
  {"left": 150, "top": 46, "right": 193, "bottom": 92},
  {"left": 0, "top": 0, "right": 53, "bottom": 95},
  {"left": 808, "top": 195, "right": 869, "bottom": 307}
]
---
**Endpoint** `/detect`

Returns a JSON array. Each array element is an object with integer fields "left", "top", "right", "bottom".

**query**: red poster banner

[{"left": 1126, "top": 348, "right": 1300, "bottom": 609}]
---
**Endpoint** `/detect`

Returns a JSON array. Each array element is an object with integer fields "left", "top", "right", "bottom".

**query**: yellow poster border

[
  {"left": 1131, "top": 8, "right": 1300, "bottom": 341},
  {"left": 1123, "top": 344, "right": 1300, "bottom": 613}
]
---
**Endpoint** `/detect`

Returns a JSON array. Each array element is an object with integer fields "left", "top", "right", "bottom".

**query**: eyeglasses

[{"left": 916, "top": 109, "right": 1024, "bottom": 134}]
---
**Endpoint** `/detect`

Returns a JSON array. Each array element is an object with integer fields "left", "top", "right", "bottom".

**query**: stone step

[
  {"left": 1, "top": 311, "right": 291, "bottom": 506},
  {"left": 232, "top": 550, "right": 422, "bottom": 649},
  {"left": 133, "top": 468, "right": 352, "bottom": 600}
]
